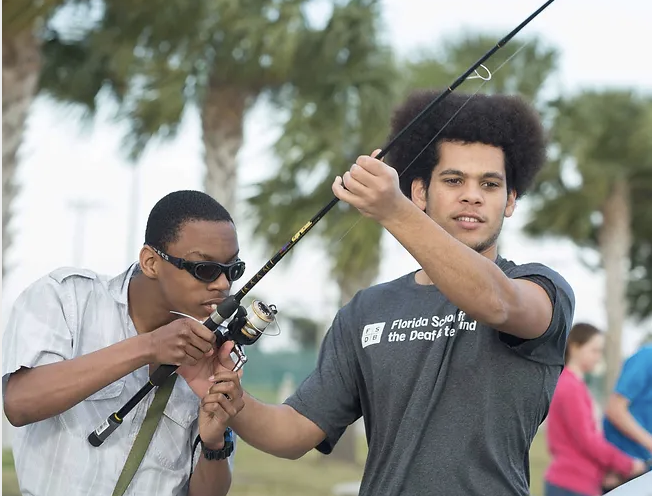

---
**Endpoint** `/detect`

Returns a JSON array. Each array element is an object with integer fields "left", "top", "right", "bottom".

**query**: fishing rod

[{"left": 88, "top": 0, "right": 556, "bottom": 447}]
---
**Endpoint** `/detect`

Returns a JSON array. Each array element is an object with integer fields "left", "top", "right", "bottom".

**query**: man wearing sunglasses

[{"left": 3, "top": 190, "right": 246, "bottom": 496}]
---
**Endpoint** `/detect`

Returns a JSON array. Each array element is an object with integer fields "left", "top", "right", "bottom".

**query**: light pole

[{"left": 67, "top": 199, "right": 102, "bottom": 266}]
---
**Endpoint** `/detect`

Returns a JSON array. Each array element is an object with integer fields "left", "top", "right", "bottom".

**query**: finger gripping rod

[{"left": 87, "top": 296, "right": 239, "bottom": 447}]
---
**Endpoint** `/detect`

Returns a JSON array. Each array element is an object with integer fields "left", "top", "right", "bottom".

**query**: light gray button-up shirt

[{"left": 2, "top": 264, "right": 233, "bottom": 496}]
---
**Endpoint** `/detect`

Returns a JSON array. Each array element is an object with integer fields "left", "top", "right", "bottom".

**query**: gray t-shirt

[{"left": 285, "top": 256, "right": 575, "bottom": 496}]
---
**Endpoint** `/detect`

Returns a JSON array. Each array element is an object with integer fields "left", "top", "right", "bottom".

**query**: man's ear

[
  {"left": 139, "top": 246, "right": 159, "bottom": 279},
  {"left": 504, "top": 190, "right": 517, "bottom": 218},
  {"left": 411, "top": 179, "right": 428, "bottom": 212}
]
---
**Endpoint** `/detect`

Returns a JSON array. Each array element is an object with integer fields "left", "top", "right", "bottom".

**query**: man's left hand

[
  {"left": 198, "top": 371, "right": 245, "bottom": 449},
  {"left": 332, "top": 149, "right": 409, "bottom": 223},
  {"left": 178, "top": 340, "right": 238, "bottom": 398}
]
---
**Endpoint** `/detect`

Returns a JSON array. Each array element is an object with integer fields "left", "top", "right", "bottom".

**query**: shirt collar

[{"left": 108, "top": 263, "right": 140, "bottom": 305}]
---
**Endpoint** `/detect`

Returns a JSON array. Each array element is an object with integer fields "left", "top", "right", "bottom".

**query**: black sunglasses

[{"left": 150, "top": 246, "right": 246, "bottom": 283}]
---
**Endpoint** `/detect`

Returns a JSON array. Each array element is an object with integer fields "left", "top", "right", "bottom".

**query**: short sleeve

[
  {"left": 2, "top": 275, "right": 76, "bottom": 393},
  {"left": 283, "top": 309, "right": 362, "bottom": 454},
  {"left": 499, "top": 263, "right": 575, "bottom": 366},
  {"left": 614, "top": 346, "right": 652, "bottom": 402}
]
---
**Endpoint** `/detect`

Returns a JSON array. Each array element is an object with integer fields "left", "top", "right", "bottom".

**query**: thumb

[{"left": 217, "top": 340, "right": 236, "bottom": 370}]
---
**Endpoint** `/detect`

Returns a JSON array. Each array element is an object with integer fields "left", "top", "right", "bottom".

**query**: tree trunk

[
  {"left": 201, "top": 83, "right": 248, "bottom": 218},
  {"left": 2, "top": 29, "right": 41, "bottom": 276},
  {"left": 598, "top": 179, "right": 632, "bottom": 398},
  {"left": 324, "top": 269, "right": 378, "bottom": 466}
]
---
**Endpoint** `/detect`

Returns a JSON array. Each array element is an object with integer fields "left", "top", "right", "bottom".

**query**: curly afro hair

[{"left": 387, "top": 89, "right": 547, "bottom": 199}]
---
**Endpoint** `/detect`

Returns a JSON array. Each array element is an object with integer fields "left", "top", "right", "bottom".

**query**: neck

[
  {"left": 128, "top": 273, "right": 175, "bottom": 334},
  {"left": 566, "top": 361, "right": 585, "bottom": 379},
  {"left": 481, "top": 243, "right": 499, "bottom": 262},
  {"left": 414, "top": 243, "right": 499, "bottom": 285}
]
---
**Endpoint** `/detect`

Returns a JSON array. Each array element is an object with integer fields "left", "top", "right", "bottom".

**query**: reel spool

[
  {"left": 239, "top": 300, "right": 279, "bottom": 344},
  {"left": 223, "top": 299, "right": 279, "bottom": 371}
]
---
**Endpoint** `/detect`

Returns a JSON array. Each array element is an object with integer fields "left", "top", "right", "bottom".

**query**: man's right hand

[{"left": 148, "top": 318, "right": 217, "bottom": 366}]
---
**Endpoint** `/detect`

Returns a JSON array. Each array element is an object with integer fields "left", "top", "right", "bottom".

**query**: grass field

[{"left": 3, "top": 429, "right": 550, "bottom": 495}]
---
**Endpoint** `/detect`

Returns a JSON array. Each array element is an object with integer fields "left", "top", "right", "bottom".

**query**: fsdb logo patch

[{"left": 361, "top": 322, "right": 385, "bottom": 349}]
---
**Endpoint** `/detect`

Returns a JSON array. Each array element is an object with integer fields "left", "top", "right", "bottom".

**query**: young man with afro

[
  {"left": 213, "top": 90, "right": 576, "bottom": 496},
  {"left": 3, "top": 190, "right": 246, "bottom": 496}
]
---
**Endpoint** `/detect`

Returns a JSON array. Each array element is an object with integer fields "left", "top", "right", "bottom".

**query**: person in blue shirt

[{"left": 602, "top": 344, "right": 652, "bottom": 492}]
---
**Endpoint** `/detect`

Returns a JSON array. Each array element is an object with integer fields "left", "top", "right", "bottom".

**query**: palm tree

[
  {"left": 122, "top": 0, "right": 316, "bottom": 215},
  {"left": 248, "top": 0, "right": 398, "bottom": 304},
  {"left": 37, "top": 0, "right": 341, "bottom": 217},
  {"left": 2, "top": 0, "right": 78, "bottom": 275},
  {"left": 524, "top": 90, "right": 652, "bottom": 395},
  {"left": 627, "top": 104, "right": 652, "bottom": 323}
]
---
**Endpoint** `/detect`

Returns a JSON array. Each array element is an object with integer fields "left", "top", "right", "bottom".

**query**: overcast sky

[{"left": 2, "top": 0, "right": 651, "bottom": 354}]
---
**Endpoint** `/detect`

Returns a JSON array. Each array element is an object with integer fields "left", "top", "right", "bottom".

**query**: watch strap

[{"left": 200, "top": 427, "right": 234, "bottom": 460}]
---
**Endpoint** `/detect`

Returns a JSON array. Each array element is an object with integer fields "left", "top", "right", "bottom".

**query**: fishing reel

[
  {"left": 170, "top": 298, "right": 279, "bottom": 372},
  {"left": 216, "top": 299, "right": 279, "bottom": 371}
]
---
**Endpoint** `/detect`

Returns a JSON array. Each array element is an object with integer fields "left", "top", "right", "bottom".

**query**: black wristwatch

[{"left": 200, "top": 427, "right": 234, "bottom": 461}]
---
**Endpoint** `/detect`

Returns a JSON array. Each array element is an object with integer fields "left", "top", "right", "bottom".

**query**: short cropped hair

[
  {"left": 144, "top": 190, "right": 233, "bottom": 250},
  {"left": 387, "top": 89, "right": 547, "bottom": 199}
]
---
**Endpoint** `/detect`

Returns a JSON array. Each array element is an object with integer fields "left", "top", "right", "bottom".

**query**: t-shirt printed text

[{"left": 362, "top": 311, "right": 477, "bottom": 347}]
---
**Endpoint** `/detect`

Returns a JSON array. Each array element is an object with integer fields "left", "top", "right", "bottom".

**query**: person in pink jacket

[{"left": 544, "top": 323, "right": 647, "bottom": 496}]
